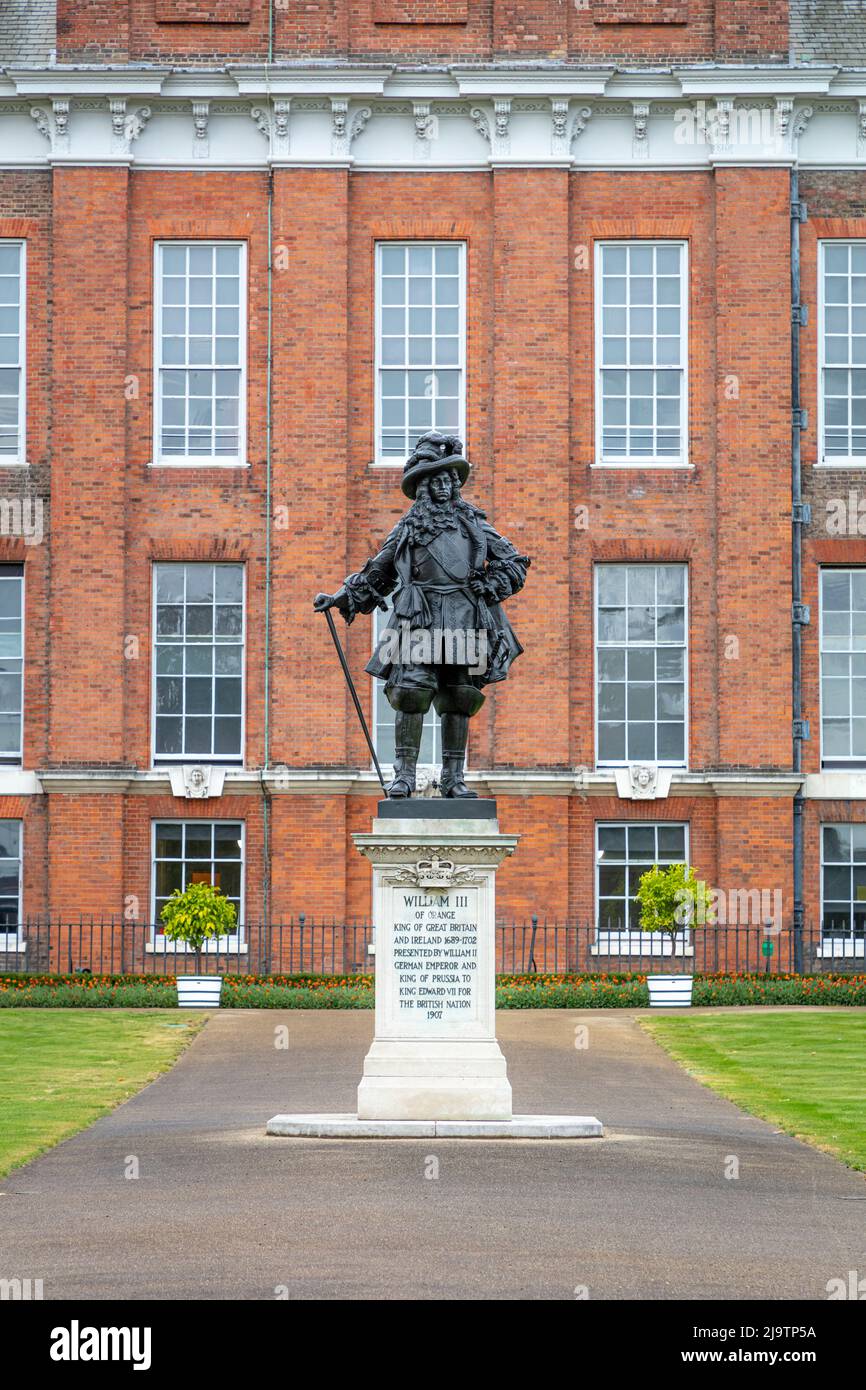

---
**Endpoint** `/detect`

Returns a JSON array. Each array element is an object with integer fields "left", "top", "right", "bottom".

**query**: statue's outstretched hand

[{"left": 315, "top": 590, "right": 353, "bottom": 621}]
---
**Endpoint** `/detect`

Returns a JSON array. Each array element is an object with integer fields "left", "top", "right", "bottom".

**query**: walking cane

[{"left": 320, "top": 604, "right": 389, "bottom": 796}]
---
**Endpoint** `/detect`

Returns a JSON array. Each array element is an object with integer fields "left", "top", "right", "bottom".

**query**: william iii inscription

[{"left": 386, "top": 887, "right": 481, "bottom": 1035}]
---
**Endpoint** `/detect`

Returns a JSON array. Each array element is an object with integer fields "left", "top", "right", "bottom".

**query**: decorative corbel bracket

[
  {"left": 168, "top": 765, "right": 226, "bottom": 801},
  {"left": 569, "top": 105, "right": 593, "bottom": 155},
  {"left": 492, "top": 97, "right": 511, "bottom": 158},
  {"left": 551, "top": 98, "right": 569, "bottom": 158},
  {"left": 413, "top": 101, "right": 437, "bottom": 160},
  {"left": 350, "top": 105, "right": 372, "bottom": 147},
  {"left": 709, "top": 98, "right": 733, "bottom": 155},
  {"left": 614, "top": 764, "right": 673, "bottom": 802},
  {"left": 30, "top": 99, "right": 70, "bottom": 156},
  {"left": 331, "top": 97, "right": 349, "bottom": 157},
  {"left": 109, "top": 98, "right": 127, "bottom": 156},
  {"left": 332, "top": 98, "right": 374, "bottom": 160},
  {"left": 791, "top": 105, "right": 813, "bottom": 148},
  {"left": 469, "top": 105, "right": 490, "bottom": 145},
  {"left": 250, "top": 99, "right": 291, "bottom": 159},
  {"left": 124, "top": 104, "right": 151, "bottom": 148},
  {"left": 775, "top": 97, "right": 793, "bottom": 153},
  {"left": 632, "top": 101, "right": 649, "bottom": 161},
  {"left": 273, "top": 99, "right": 291, "bottom": 158},
  {"left": 192, "top": 100, "right": 210, "bottom": 160}
]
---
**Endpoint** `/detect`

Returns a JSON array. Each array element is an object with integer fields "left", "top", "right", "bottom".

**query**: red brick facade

[
  {"left": 0, "top": 2, "right": 860, "bottom": 965},
  {"left": 55, "top": 0, "right": 786, "bottom": 63}
]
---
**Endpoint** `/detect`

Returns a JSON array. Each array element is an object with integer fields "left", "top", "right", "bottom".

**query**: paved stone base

[
  {"left": 266, "top": 1112, "right": 604, "bottom": 1138},
  {"left": 357, "top": 1037, "right": 513, "bottom": 1122}
]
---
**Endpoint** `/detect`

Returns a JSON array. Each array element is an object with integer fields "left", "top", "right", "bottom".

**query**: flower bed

[
  {"left": 2, "top": 971, "right": 865, "bottom": 1008},
  {"left": 692, "top": 972, "right": 866, "bottom": 1007},
  {"left": 496, "top": 972, "right": 648, "bottom": 1009},
  {"left": 0, "top": 974, "right": 179, "bottom": 1008},
  {"left": 221, "top": 974, "right": 374, "bottom": 1009}
]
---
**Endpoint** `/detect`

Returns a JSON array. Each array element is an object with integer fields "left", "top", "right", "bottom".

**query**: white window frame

[
  {"left": 150, "top": 561, "right": 246, "bottom": 767},
  {"left": 152, "top": 240, "right": 247, "bottom": 468},
  {"left": 818, "top": 567, "right": 866, "bottom": 768},
  {"left": 819, "top": 822, "right": 866, "bottom": 959},
  {"left": 371, "top": 603, "right": 445, "bottom": 774},
  {"left": 373, "top": 240, "right": 466, "bottom": 468},
  {"left": 0, "top": 239, "right": 26, "bottom": 468},
  {"left": 817, "top": 239, "right": 866, "bottom": 468},
  {"left": 593, "top": 239, "right": 689, "bottom": 468},
  {"left": 148, "top": 818, "right": 245, "bottom": 952},
  {"left": 0, "top": 818, "right": 23, "bottom": 952},
  {"left": 593, "top": 562, "right": 689, "bottom": 771},
  {"left": 592, "top": 820, "right": 692, "bottom": 957},
  {"left": 0, "top": 564, "right": 24, "bottom": 766}
]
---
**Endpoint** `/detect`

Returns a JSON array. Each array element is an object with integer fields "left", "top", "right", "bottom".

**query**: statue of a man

[{"left": 314, "top": 432, "right": 530, "bottom": 799}]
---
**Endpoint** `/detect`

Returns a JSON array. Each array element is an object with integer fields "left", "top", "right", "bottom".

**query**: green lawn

[
  {"left": 642, "top": 1012, "right": 866, "bottom": 1171},
  {"left": 0, "top": 1010, "right": 204, "bottom": 1178}
]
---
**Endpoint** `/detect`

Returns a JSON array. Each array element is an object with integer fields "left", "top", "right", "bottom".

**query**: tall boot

[
  {"left": 387, "top": 710, "right": 423, "bottom": 798},
  {"left": 439, "top": 712, "right": 478, "bottom": 799}
]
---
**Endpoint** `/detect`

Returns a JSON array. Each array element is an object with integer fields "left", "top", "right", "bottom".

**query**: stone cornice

[
  {"left": 17, "top": 767, "right": 860, "bottom": 803},
  {"left": 673, "top": 66, "right": 838, "bottom": 97},
  {"left": 15, "top": 766, "right": 807, "bottom": 799},
  {"left": 353, "top": 829, "right": 519, "bottom": 867},
  {"left": 452, "top": 68, "right": 614, "bottom": 98},
  {"left": 7, "top": 69, "right": 168, "bottom": 96},
  {"left": 2, "top": 64, "right": 866, "bottom": 171},
  {"left": 802, "top": 772, "right": 866, "bottom": 800},
  {"left": 231, "top": 64, "right": 393, "bottom": 98}
]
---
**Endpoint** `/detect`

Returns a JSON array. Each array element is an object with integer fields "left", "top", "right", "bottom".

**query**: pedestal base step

[{"left": 266, "top": 1113, "right": 604, "bottom": 1139}]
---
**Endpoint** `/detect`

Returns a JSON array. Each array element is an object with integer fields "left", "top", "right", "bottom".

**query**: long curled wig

[{"left": 401, "top": 468, "right": 482, "bottom": 547}]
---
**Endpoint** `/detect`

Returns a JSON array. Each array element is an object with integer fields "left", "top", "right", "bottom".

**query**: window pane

[
  {"left": 821, "top": 569, "right": 866, "bottom": 765},
  {"left": 596, "top": 822, "right": 687, "bottom": 932},
  {"left": 158, "top": 243, "right": 243, "bottom": 461},
  {"left": 378, "top": 244, "right": 464, "bottom": 459},
  {"left": 153, "top": 821, "right": 243, "bottom": 930},
  {"left": 596, "top": 564, "right": 687, "bottom": 767},
  {"left": 598, "top": 242, "right": 684, "bottom": 462},
  {"left": 0, "top": 570, "right": 22, "bottom": 760},
  {"left": 0, "top": 244, "right": 21, "bottom": 457},
  {"left": 154, "top": 563, "right": 244, "bottom": 762},
  {"left": 822, "top": 244, "right": 866, "bottom": 459}
]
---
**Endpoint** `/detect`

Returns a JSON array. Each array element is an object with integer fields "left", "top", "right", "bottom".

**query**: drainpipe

[
  {"left": 261, "top": 10, "right": 275, "bottom": 939},
  {"left": 791, "top": 168, "right": 809, "bottom": 972}
]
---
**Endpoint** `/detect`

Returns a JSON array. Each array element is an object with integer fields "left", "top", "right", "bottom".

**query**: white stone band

[{"left": 2, "top": 66, "right": 866, "bottom": 170}]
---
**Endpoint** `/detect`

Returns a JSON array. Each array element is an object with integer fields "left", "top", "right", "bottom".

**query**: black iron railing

[{"left": 0, "top": 917, "right": 862, "bottom": 976}]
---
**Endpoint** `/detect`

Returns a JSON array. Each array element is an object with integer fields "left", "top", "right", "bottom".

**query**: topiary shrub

[{"left": 159, "top": 882, "right": 237, "bottom": 975}]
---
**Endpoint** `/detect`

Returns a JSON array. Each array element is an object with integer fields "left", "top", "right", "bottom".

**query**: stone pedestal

[
  {"left": 266, "top": 798, "right": 603, "bottom": 1140},
  {"left": 354, "top": 800, "right": 515, "bottom": 1122}
]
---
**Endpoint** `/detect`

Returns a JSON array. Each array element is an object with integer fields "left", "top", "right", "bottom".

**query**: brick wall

[
  {"left": 124, "top": 171, "right": 270, "bottom": 771},
  {"left": 0, "top": 173, "right": 52, "bottom": 774},
  {"left": 54, "top": 0, "right": 786, "bottom": 62},
  {"left": 50, "top": 169, "right": 129, "bottom": 767},
  {"left": 0, "top": 154, "right": 815, "bottom": 927}
]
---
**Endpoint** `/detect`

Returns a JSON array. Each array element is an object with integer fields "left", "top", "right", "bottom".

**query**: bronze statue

[{"left": 314, "top": 433, "right": 530, "bottom": 799}]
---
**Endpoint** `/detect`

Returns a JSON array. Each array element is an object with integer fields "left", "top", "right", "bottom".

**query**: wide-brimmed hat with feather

[{"left": 401, "top": 431, "right": 470, "bottom": 498}]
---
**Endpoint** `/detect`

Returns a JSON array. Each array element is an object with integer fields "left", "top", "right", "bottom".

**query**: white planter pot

[
  {"left": 176, "top": 975, "right": 223, "bottom": 1009},
  {"left": 647, "top": 974, "right": 693, "bottom": 1008}
]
